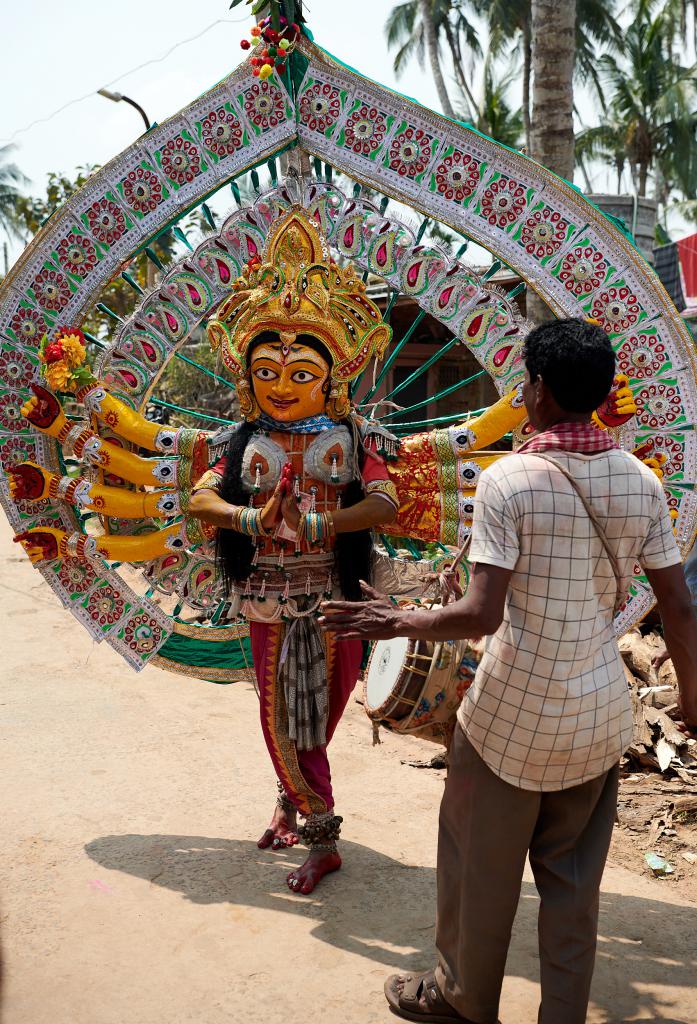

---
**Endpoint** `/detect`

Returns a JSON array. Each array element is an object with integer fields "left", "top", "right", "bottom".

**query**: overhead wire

[{"left": 0, "top": 16, "right": 247, "bottom": 145}]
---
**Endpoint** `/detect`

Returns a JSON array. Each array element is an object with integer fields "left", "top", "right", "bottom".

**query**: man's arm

[
  {"left": 319, "top": 562, "right": 512, "bottom": 641},
  {"left": 644, "top": 564, "right": 697, "bottom": 730}
]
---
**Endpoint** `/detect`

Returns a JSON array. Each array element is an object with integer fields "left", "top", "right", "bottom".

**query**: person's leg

[
  {"left": 434, "top": 727, "right": 540, "bottom": 1024},
  {"left": 288, "top": 634, "right": 363, "bottom": 894},
  {"left": 530, "top": 764, "right": 619, "bottom": 1024},
  {"left": 251, "top": 621, "right": 328, "bottom": 852},
  {"left": 295, "top": 634, "right": 363, "bottom": 807}
]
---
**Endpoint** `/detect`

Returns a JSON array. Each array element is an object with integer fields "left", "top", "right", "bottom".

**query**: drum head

[{"left": 364, "top": 636, "right": 411, "bottom": 711}]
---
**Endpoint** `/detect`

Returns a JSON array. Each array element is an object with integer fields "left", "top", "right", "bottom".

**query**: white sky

[{"left": 1, "top": 0, "right": 692, "bottom": 266}]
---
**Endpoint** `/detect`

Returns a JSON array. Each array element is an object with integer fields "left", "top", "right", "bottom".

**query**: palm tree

[
  {"left": 0, "top": 145, "right": 28, "bottom": 244},
  {"left": 387, "top": 0, "right": 620, "bottom": 152},
  {"left": 529, "top": 0, "right": 577, "bottom": 181},
  {"left": 474, "top": 55, "right": 524, "bottom": 148},
  {"left": 480, "top": 0, "right": 620, "bottom": 153},
  {"left": 385, "top": 0, "right": 481, "bottom": 119},
  {"left": 580, "top": 0, "right": 697, "bottom": 199}
]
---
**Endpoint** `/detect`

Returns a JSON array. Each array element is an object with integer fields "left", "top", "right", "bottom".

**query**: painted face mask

[
  {"left": 206, "top": 207, "right": 391, "bottom": 422},
  {"left": 250, "top": 337, "right": 330, "bottom": 422}
]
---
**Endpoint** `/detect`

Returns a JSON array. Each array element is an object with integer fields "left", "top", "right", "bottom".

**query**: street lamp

[{"left": 97, "top": 88, "right": 152, "bottom": 132}]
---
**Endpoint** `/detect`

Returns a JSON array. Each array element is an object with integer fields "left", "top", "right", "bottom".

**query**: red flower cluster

[{"left": 44, "top": 341, "right": 65, "bottom": 364}]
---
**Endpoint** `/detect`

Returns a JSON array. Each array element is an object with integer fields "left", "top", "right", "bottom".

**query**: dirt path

[{"left": 1, "top": 518, "right": 696, "bottom": 1024}]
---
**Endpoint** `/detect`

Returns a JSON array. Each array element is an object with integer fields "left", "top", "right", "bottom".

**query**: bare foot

[
  {"left": 286, "top": 848, "right": 341, "bottom": 895},
  {"left": 257, "top": 803, "right": 298, "bottom": 851}
]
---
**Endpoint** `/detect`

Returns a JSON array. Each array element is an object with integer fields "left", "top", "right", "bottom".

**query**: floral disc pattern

[
  {"left": 160, "top": 137, "right": 201, "bottom": 185},
  {"left": 8, "top": 307, "right": 48, "bottom": 347},
  {"left": 56, "top": 232, "right": 98, "bottom": 278},
  {"left": 243, "top": 82, "right": 286, "bottom": 130},
  {"left": 31, "top": 267, "right": 71, "bottom": 313},
  {"left": 480, "top": 176, "right": 527, "bottom": 228},
  {"left": 635, "top": 383, "right": 683, "bottom": 428},
  {"left": 86, "top": 199, "right": 127, "bottom": 246},
  {"left": 433, "top": 151, "right": 480, "bottom": 202},
  {"left": 388, "top": 127, "right": 433, "bottom": 178},
  {"left": 616, "top": 333, "right": 667, "bottom": 380},
  {"left": 121, "top": 612, "right": 163, "bottom": 655},
  {"left": 201, "top": 108, "right": 244, "bottom": 157},
  {"left": 558, "top": 246, "right": 608, "bottom": 296},
  {"left": 0, "top": 348, "right": 35, "bottom": 388},
  {"left": 344, "top": 103, "right": 387, "bottom": 156},
  {"left": 85, "top": 585, "right": 127, "bottom": 627},
  {"left": 590, "top": 286, "right": 641, "bottom": 334},
  {"left": 519, "top": 207, "right": 569, "bottom": 259},
  {"left": 298, "top": 82, "right": 342, "bottom": 133},
  {"left": 122, "top": 168, "right": 164, "bottom": 215}
]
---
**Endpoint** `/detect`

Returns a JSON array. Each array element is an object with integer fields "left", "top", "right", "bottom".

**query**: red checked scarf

[{"left": 517, "top": 420, "right": 619, "bottom": 456}]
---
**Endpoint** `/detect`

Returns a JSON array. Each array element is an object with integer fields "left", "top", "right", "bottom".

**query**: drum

[{"left": 363, "top": 635, "right": 483, "bottom": 745}]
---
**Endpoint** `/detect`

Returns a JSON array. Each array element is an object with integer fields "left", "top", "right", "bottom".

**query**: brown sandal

[{"left": 384, "top": 970, "right": 473, "bottom": 1023}]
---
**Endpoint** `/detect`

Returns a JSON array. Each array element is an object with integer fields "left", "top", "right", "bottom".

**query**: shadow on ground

[{"left": 86, "top": 833, "right": 697, "bottom": 1023}]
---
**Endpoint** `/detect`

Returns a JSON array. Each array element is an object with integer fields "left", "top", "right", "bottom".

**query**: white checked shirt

[{"left": 458, "top": 449, "right": 682, "bottom": 791}]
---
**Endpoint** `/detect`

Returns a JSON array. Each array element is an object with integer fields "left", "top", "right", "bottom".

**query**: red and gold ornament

[{"left": 239, "top": 17, "right": 300, "bottom": 79}]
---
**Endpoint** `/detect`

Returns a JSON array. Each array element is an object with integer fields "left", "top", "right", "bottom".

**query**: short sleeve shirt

[{"left": 458, "top": 449, "right": 681, "bottom": 791}]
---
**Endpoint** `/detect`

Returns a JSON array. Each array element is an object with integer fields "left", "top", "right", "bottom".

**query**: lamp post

[{"left": 97, "top": 88, "right": 152, "bottom": 132}]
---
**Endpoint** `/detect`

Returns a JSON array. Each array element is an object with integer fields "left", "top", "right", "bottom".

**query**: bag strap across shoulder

[{"left": 525, "top": 452, "right": 625, "bottom": 617}]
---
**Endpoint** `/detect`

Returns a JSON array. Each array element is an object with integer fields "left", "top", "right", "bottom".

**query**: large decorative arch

[{"left": 1, "top": 37, "right": 694, "bottom": 671}]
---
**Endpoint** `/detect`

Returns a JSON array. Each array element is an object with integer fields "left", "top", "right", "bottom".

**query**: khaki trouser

[{"left": 435, "top": 725, "right": 619, "bottom": 1024}]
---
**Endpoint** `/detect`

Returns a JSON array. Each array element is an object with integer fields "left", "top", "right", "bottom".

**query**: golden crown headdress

[{"left": 207, "top": 207, "right": 391, "bottom": 420}]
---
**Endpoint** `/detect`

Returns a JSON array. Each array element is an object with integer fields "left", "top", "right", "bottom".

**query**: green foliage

[
  {"left": 576, "top": 0, "right": 697, "bottom": 200},
  {"left": 472, "top": 55, "right": 524, "bottom": 148},
  {"left": 156, "top": 335, "right": 239, "bottom": 427},
  {"left": 0, "top": 145, "right": 29, "bottom": 243}
]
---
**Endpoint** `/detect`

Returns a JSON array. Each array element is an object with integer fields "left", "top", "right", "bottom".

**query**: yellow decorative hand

[{"left": 592, "top": 374, "right": 636, "bottom": 429}]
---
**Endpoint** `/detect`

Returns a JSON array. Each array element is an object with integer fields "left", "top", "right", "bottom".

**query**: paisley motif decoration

[
  {"left": 400, "top": 250, "right": 446, "bottom": 297},
  {"left": 162, "top": 271, "right": 212, "bottom": 315}
]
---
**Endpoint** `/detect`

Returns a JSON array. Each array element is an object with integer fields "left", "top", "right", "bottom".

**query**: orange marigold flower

[
  {"left": 44, "top": 360, "right": 72, "bottom": 391},
  {"left": 59, "top": 332, "right": 87, "bottom": 369}
]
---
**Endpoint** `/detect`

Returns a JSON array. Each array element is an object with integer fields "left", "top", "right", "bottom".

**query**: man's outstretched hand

[{"left": 319, "top": 581, "right": 403, "bottom": 640}]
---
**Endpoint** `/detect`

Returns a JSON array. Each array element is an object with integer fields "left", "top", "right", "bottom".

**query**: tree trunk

[
  {"left": 638, "top": 163, "right": 648, "bottom": 197},
  {"left": 522, "top": 19, "right": 532, "bottom": 153},
  {"left": 527, "top": 0, "right": 576, "bottom": 323},
  {"left": 530, "top": 0, "right": 576, "bottom": 180},
  {"left": 418, "top": 0, "right": 455, "bottom": 119},
  {"left": 444, "top": 21, "right": 477, "bottom": 121}
]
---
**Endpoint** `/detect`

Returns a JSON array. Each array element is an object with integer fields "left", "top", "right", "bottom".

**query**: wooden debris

[{"left": 620, "top": 629, "right": 696, "bottom": 783}]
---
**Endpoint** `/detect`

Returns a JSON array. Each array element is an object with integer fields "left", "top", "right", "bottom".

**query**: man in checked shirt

[{"left": 320, "top": 318, "right": 697, "bottom": 1024}]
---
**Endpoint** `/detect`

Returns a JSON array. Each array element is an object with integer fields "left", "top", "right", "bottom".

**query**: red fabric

[
  {"left": 517, "top": 420, "right": 618, "bottom": 456},
  {"left": 677, "top": 233, "right": 697, "bottom": 301},
  {"left": 361, "top": 448, "right": 392, "bottom": 485},
  {"left": 250, "top": 620, "right": 362, "bottom": 814}
]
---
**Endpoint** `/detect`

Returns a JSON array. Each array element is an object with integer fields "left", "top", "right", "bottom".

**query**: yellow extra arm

[
  {"left": 7, "top": 462, "right": 180, "bottom": 519},
  {"left": 455, "top": 387, "right": 526, "bottom": 452},
  {"left": 13, "top": 522, "right": 188, "bottom": 565},
  {"left": 79, "top": 382, "right": 178, "bottom": 453}
]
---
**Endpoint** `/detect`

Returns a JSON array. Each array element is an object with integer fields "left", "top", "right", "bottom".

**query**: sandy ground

[{"left": 2, "top": 517, "right": 697, "bottom": 1024}]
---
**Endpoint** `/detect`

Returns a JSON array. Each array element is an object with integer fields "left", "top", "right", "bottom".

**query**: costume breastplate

[{"left": 233, "top": 426, "right": 356, "bottom": 621}]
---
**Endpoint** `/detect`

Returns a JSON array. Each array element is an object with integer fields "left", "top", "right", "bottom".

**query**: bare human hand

[
  {"left": 259, "top": 479, "right": 285, "bottom": 532},
  {"left": 319, "top": 580, "right": 402, "bottom": 639}
]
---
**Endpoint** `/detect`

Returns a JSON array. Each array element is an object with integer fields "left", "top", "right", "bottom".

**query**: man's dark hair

[{"left": 522, "top": 318, "right": 616, "bottom": 413}]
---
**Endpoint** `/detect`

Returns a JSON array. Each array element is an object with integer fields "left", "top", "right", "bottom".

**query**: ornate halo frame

[{"left": 0, "top": 37, "right": 694, "bottom": 671}]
